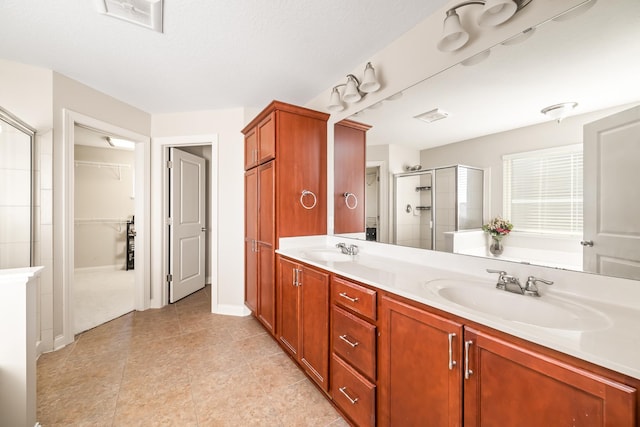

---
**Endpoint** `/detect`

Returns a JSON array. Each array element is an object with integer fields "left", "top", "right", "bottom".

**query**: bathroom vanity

[{"left": 273, "top": 236, "right": 639, "bottom": 427}]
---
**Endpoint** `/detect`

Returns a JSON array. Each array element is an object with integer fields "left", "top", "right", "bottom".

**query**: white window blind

[{"left": 503, "top": 144, "right": 583, "bottom": 235}]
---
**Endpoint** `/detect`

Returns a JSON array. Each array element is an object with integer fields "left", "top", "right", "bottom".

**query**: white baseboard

[{"left": 212, "top": 303, "right": 251, "bottom": 317}]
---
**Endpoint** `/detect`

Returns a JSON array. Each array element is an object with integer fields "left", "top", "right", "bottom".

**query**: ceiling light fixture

[
  {"left": 437, "top": 0, "right": 533, "bottom": 52},
  {"left": 328, "top": 62, "right": 381, "bottom": 112},
  {"left": 541, "top": 102, "right": 578, "bottom": 123},
  {"left": 95, "top": 0, "right": 164, "bottom": 33},
  {"left": 107, "top": 137, "right": 136, "bottom": 150}
]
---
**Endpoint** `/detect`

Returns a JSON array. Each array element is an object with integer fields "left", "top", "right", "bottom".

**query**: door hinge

[
  {"left": 166, "top": 160, "right": 173, "bottom": 169},
  {"left": 166, "top": 217, "right": 173, "bottom": 226},
  {"left": 167, "top": 274, "right": 173, "bottom": 282}
]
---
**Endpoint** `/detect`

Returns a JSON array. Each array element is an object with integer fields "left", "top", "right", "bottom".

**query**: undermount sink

[
  {"left": 424, "top": 279, "right": 611, "bottom": 332},
  {"left": 301, "top": 249, "right": 354, "bottom": 262}
]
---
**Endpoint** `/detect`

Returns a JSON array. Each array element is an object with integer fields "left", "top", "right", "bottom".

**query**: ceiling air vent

[
  {"left": 95, "top": 0, "right": 164, "bottom": 33},
  {"left": 414, "top": 108, "right": 449, "bottom": 123}
]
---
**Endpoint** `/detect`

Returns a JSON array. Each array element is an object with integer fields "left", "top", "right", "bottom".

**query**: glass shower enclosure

[{"left": 394, "top": 165, "right": 484, "bottom": 251}]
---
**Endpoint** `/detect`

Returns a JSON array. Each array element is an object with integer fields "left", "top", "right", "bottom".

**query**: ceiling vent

[
  {"left": 414, "top": 108, "right": 449, "bottom": 123},
  {"left": 95, "top": 0, "right": 164, "bottom": 33}
]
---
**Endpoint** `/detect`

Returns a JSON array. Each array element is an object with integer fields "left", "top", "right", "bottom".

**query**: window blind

[{"left": 503, "top": 144, "right": 583, "bottom": 235}]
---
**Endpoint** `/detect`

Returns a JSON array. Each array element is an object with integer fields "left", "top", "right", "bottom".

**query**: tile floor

[{"left": 37, "top": 285, "right": 348, "bottom": 426}]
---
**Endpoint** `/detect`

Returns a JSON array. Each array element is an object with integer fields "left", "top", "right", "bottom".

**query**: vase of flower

[
  {"left": 489, "top": 235, "right": 504, "bottom": 256},
  {"left": 482, "top": 216, "right": 513, "bottom": 257}
]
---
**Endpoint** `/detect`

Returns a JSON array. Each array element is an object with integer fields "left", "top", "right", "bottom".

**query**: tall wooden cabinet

[
  {"left": 334, "top": 119, "right": 371, "bottom": 235},
  {"left": 243, "top": 101, "right": 328, "bottom": 334}
]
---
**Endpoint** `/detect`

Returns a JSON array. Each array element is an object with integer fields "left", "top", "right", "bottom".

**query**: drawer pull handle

[
  {"left": 339, "top": 334, "right": 359, "bottom": 348},
  {"left": 448, "top": 333, "right": 457, "bottom": 370},
  {"left": 464, "top": 340, "right": 474, "bottom": 379},
  {"left": 338, "top": 386, "right": 359, "bottom": 404},
  {"left": 339, "top": 292, "right": 359, "bottom": 303}
]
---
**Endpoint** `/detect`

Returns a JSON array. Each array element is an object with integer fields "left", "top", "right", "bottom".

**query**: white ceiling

[
  {"left": 0, "top": 0, "right": 450, "bottom": 114},
  {"left": 352, "top": 0, "right": 640, "bottom": 150}
]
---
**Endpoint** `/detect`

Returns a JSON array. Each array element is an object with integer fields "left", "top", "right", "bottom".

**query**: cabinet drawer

[
  {"left": 331, "top": 354, "right": 376, "bottom": 427},
  {"left": 332, "top": 276, "right": 377, "bottom": 321},
  {"left": 332, "top": 306, "right": 376, "bottom": 381}
]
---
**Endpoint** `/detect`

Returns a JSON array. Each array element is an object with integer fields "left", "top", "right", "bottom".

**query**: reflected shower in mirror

[
  {"left": 0, "top": 107, "right": 35, "bottom": 268},
  {"left": 337, "top": 0, "right": 640, "bottom": 281}
]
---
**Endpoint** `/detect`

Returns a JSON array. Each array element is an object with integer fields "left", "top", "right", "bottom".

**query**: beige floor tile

[
  {"left": 270, "top": 380, "right": 341, "bottom": 427},
  {"left": 37, "top": 287, "right": 346, "bottom": 427}
]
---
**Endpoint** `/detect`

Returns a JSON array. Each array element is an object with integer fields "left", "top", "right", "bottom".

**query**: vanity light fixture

[
  {"left": 437, "top": 0, "right": 533, "bottom": 52},
  {"left": 541, "top": 102, "right": 578, "bottom": 123},
  {"left": 327, "top": 62, "right": 381, "bottom": 112}
]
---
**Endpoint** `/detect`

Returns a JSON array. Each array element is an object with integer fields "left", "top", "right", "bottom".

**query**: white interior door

[
  {"left": 583, "top": 105, "right": 640, "bottom": 280},
  {"left": 169, "top": 148, "right": 206, "bottom": 302}
]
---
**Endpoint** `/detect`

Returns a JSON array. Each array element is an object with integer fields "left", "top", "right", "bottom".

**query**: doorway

[{"left": 73, "top": 125, "right": 136, "bottom": 333}]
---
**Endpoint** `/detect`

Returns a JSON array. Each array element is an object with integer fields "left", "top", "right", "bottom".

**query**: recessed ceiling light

[
  {"left": 95, "top": 0, "right": 164, "bottom": 33},
  {"left": 414, "top": 108, "right": 449, "bottom": 123}
]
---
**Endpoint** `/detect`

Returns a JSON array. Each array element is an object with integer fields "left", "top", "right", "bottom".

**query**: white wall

[{"left": 151, "top": 108, "right": 246, "bottom": 313}]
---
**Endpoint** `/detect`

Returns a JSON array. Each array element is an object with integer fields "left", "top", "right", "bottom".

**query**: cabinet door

[
  {"left": 244, "top": 169, "right": 258, "bottom": 311},
  {"left": 379, "top": 296, "right": 463, "bottom": 427},
  {"left": 277, "top": 111, "right": 327, "bottom": 237},
  {"left": 277, "top": 257, "right": 299, "bottom": 356},
  {"left": 257, "top": 245, "right": 274, "bottom": 333},
  {"left": 334, "top": 120, "right": 369, "bottom": 234},
  {"left": 257, "top": 112, "right": 276, "bottom": 164},
  {"left": 464, "top": 328, "right": 637, "bottom": 427},
  {"left": 299, "top": 265, "right": 330, "bottom": 391},
  {"left": 244, "top": 127, "right": 258, "bottom": 170}
]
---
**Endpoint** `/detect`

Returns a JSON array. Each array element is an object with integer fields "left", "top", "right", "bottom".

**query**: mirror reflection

[{"left": 338, "top": 0, "right": 640, "bottom": 281}]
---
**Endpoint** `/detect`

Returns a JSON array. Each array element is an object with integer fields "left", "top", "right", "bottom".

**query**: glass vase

[{"left": 489, "top": 236, "right": 504, "bottom": 256}]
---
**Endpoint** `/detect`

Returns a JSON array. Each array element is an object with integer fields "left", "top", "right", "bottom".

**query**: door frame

[
  {"left": 60, "top": 109, "right": 151, "bottom": 348},
  {"left": 151, "top": 135, "right": 218, "bottom": 308}
]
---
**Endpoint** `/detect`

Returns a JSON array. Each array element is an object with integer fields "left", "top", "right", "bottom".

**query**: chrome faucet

[
  {"left": 486, "top": 269, "right": 553, "bottom": 297},
  {"left": 336, "top": 242, "right": 359, "bottom": 255},
  {"left": 523, "top": 276, "right": 554, "bottom": 297}
]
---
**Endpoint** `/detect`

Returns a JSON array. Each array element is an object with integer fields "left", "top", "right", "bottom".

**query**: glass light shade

[
  {"left": 541, "top": 102, "right": 578, "bottom": 123},
  {"left": 477, "top": 0, "right": 518, "bottom": 27},
  {"left": 360, "top": 62, "right": 381, "bottom": 93},
  {"left": 437, "top": 11, "right": 469, "bottom": 52},
  {"left": 327, "top": 87, "right": 345, "bottom": 112},
  {"left": 342, "top": 75, "right": 362, "bottom": 103}
]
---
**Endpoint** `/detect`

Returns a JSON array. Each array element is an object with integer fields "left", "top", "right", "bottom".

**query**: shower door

[{"left": 0, "top": 107, "right": 35, "bottom": 269}]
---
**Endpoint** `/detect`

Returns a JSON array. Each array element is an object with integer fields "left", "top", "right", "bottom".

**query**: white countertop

[{"left": 277, "top": 236, "right": 640, "bottom": 380}]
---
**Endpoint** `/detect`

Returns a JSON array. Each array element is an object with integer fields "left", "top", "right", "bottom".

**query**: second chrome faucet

[
  {"left": 336, "top": 242, "right": 359, "bottom": 256},
  {"left": 487, "top": 269, "right": 553, "bottom": 297}
]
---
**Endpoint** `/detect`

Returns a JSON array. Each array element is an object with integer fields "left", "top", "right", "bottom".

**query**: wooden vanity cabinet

[
  {"left": 243, "top": 101, "right": 328, "bottom": 335},
  {"left": 334, "top": 119, "right": 371, "bottom": 235},
  {"left": 379, "top": 293, "right": 637, "bottom": 427},
  {"left": 464, "top": 327, "right": 637, "bottom": 427},
  {"left": 378, "top": 295, "right": 463, "bottom": 427},
  {"left": 330, "top": 276, "right": 378, "bottom": 427},
  {"left": 277, "top": 256, "right": 330, "bottom": 392}
]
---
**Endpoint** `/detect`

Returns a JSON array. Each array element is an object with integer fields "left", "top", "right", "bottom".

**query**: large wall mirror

[
  {"left": 336, "top": 0, "right": 640, "bottom": 281},
  {"left": 0, "top": 107, "right": 36, "bottom": 269}
]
